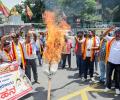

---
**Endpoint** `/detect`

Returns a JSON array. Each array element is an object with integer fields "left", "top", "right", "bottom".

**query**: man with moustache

[{"left": 104, "top": 28, "right": 120, "bottom": 94}]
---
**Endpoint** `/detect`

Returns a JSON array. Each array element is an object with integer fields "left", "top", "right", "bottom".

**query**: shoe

[
  {"left": 94, "top": 72, "right": 99, "bottom": 76},
  {"left": 91, "top": 77, "right": 96, "bottom": 82},
  {"left": 82, "top": 78, "right": 87, "bottom": 82},
  {"left": 68, "top": 67, "right": 71, "bottom": 70},
  {"left": 115, "top": 89, "right": 120, "bottom": 95},
  {"left": 104, "top": 88, "right": 110, "bottom": 92},
  {"left": 34, "top": 81, "right": 40, "bottom": 84},
  {"left": 99, "top": 80, "right": 105, "bottom": 84}
]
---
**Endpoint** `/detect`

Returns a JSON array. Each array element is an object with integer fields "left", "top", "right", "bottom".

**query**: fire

[
  {"left": 59, "top": 19, "right": 71, "bottom": 30},
  {"left": 43, "top": 10, "right": 70, "bottom": 65}
]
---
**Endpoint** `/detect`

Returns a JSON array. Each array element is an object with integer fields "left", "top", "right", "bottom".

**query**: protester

[
  {"left": 103, "top": 28, "right": 120, "bottom": 94},
  {"left": 82, "top": 31, "right": 99, "bottom": 82},
  {"left": 99, "top": 35, "right": 108, "bottom": 83},
  {"left": 11, "top": 33, "right": 26, "bottom": 69},
  {"left": 23, "top": 32, "right": 39, "bottom": 84},
  {"left": 35, "top": 34, "right": 42, "bottom": 66},
  {"left": 74, "top": 31, "right": 84, "bottom": 78},
  {"left": 61, "top": 37, "right": 72, "bottom": 69},
  {"left": 1, "top": 41, "right": 14, "bottom": 62},
  {"left": 91, "top": 30, "right": 100, "bottom": 75}
]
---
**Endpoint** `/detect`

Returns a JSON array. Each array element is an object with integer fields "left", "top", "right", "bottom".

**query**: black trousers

[
  {"left": 106, "top": 62, "right": 120, "bottom": 89},
  {"left": 84, "top": 57, "right": 94, "bottom": 79},
  {"left": 61, "top": 54, "right": 71, "bottom": 68},
  {"left": 25, "top": 59, "right": 38, "bottom": 81}
]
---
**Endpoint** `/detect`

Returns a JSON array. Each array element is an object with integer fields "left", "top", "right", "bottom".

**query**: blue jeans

[
  {"left": 99, "top": 61, "right": 106, "bottom": 81},
  {"left": 95, "top": 52, "right": 99, "bottom": 71},
  {"left": 76, "top": 55, "right": 84, "bottom": 77},
  {"left": 36, "top": 51, "right": 41, "bottom": 65}
]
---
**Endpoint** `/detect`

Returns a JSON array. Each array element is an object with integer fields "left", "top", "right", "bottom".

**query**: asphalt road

[{"left": 19, "top": 55, "right": 120, "bottom": 100}]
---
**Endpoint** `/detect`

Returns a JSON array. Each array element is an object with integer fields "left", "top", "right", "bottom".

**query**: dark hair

[
  {"left": 90, "top": 30, "right": 95, "bottom": 35},
  {"left": 3, "top": 41, "right": 10, "bottom": 47},
  {"left": 25, "top": 34, "right": 27, "bottom": 38},
  {"left": 115, "top": 28, "right": 120, "bottom": 34},
  {"left": 12, "top": 34, "right": 19, "bottom": 39},
  {"left": 77, "top": 31, "right": 84, "bottom": 35}
]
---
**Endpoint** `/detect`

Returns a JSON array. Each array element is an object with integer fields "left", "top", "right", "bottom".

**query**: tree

[
  {"left": 14, "top": 0, "right": 45, "bottom": 23},
  {"left": 101, "top": 0, "right": 120, "bottom": 22},
  {"left": 105, "top": 6, "right": 119, "bottom": 23},
  {"left": 58, "top": 0, "right": 96, "bottom": 21}
]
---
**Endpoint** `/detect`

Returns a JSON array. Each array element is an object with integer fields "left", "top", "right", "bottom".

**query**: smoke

[{"left": 43, "top": 0, "right": 66, "bottom": 24}]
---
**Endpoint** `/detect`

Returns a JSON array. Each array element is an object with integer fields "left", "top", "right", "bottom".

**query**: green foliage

[
  {"left": 15, "top": 0, "right": 45, "bottom": 23},
  {"left": 102, "top": 0, "right": 120, "bottom": 22},
  {"left": 58, "top": 0, "right": 97, "bottom": 21}
]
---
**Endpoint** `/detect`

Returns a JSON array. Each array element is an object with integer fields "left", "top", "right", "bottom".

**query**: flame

[
  {"left": 59, "top": 19, "right": 71, "bottom": 30},
  {"left": 43, "top": 10, "right": 70, "bottom": 64}
]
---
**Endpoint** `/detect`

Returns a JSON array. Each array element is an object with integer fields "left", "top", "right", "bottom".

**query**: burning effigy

[
  {"left": 42, "top": 10, "right": 71, "bottom": 77},
  {"left": 42, "top": 10, "right": 71, "bottom": 100}
]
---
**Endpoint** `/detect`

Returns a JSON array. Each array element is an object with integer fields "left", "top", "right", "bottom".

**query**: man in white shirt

[
  {"left": 83, "top": 31, "right": 99, "bottom": 82},
  {"left": 104, "top": 28, "right": 120, "bottom": 94},
  {"left": 23, "top": 33, "right": 39, "bottom": 84}
]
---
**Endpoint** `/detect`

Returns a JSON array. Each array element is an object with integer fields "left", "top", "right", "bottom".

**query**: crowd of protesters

[
  {"left": 0, "top": 30, "right": 45, "bottom": 84},
  {"left": 0, "top": 26, "right": 120, "bottom": 94},
  {"left": 59, "top": 26, "right": 120, "bottom": 94}
]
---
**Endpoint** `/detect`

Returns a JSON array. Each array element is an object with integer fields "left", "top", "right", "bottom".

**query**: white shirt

[
  {"left": 23, "top": 42, "right": 37, "bottom": 59},
  {"left": 105, "top": 36, "right": 120, "bottom": 64},
  {"left": 86, "top": 38, "right": 93, "bottom": 57},
  {"left": 16, "top": 45, "right": 22, "bottom": 65},
  {"left": 96, "top": 36, "right": 100, "bottom": 47}
]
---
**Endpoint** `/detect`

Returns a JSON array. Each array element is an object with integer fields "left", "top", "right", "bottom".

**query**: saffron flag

[
  {"left": 26, "top": 5, "right": 33, "bottom": 20},
  {"left": 0, "top": 1, "right": 9, "bottom": 17}
]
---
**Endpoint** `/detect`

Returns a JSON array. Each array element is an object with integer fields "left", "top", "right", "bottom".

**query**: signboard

[{"left": 0, "top": 62, "right": 32, "bottom": 100}]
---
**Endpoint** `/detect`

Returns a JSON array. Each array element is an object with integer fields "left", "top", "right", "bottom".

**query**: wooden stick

[
  {"left": 47, "top": 63, "right": 52, "bottom": 100},
  {"left": 47, "top": 78, "right": 51, "bottom": 100}
]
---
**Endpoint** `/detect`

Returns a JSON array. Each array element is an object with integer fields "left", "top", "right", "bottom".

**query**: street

[{"left": 19, "top": 55, "right": 120, "bottom": 100}]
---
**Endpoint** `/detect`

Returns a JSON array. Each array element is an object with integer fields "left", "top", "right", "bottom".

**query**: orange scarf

[
  {"left": 82, "top": 38, "right": 88, "bottom": 60},
  {"left": 75, "top": 37, "right": 81, "bottom": 53},
  {"left": 82, "top": 37, "right": 96, "bottom": 61},
  {"left": 12, "top": 42, "right": 26, "bottom": 69},
  {"left": 74, "top": 37, "right": 78, "bottom": 53},
  {"left": 105, "top": 38, "right": 115, "bottom": 63},
  {"left": 90, "top": 37, "right": 96, "bottom": 61},
  {"left": 26, "top": 43, "right": 32, "bottom": 56}
]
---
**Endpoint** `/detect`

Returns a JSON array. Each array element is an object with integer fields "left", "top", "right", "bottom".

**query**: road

[{"left": 19, "top": 55, "right": 120, "bottom": 100}]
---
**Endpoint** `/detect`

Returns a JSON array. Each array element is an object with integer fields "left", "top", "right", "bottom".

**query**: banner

[{"left": 0, "top": 62, "right": 32, "bottom": 100}]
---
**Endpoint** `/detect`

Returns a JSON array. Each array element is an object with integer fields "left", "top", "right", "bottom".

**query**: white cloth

[
  {"left": 1, "top": 50, "right": 12, "bottom": 62},
  {"left": 16, "top": 45, "right": 22, "bottom": 65},
  {"left": 105, "top": 36, "right": 120, "bottom": 64},
  {"left": 96, "top": 36, "right": 100, "bottom": 47},
  {"left": 86, "top": 38, "right": 93, "bottom": 57},
  {"left": 95, "top": 36, "right": 100, "bottom": 52}
]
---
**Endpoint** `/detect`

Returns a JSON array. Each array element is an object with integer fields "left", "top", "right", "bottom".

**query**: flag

[
  {"left": 0, "top": 1, "right": 9, "bottom": 17},
  {"left": 26, "top": 5, "right": 33, "bottom": 20}
]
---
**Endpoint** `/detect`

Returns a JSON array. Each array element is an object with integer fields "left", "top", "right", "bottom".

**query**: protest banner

[{"left": 0, "top": 62, "right": 32, "bottom": 100}]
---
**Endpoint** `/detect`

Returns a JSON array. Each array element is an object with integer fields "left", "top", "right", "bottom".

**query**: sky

[{"left": 1, "top": 0, "right": 26, "bottom": 10}]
